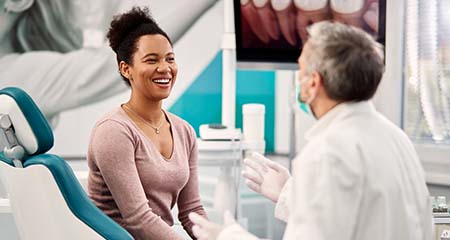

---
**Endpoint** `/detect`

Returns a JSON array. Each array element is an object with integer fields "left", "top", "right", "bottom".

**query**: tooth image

[
  {"left": 241, "top": 0, "right": 270, "bottom": 44},
  {"left": 271, "top": 0, "right": 298, "bottom": 46},
  {"left": 294, "top": 0, "right": 331, "bottom": 43},
  {"left": 253, "top": 0, "right": 281, "bottom": 41},
  {"left": 363, "top": 1, "right": 379, "bottom": 33},
  {"left": 330, "top": 0, "right": 366, "bottom": 29}
]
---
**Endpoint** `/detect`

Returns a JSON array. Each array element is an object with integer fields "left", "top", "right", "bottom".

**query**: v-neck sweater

[{"left": 87, "top": 106, "right": 206, "bottom": 240}]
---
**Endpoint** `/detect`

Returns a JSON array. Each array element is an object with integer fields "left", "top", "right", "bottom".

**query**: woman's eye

[
  {"left": 146, "top": 59, "right": 157, "bottom": 63},
  {"left": 167, "top": 57, "right": 175, "bottom": 62}
]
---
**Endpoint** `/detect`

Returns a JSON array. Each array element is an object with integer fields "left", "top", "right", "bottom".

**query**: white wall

[{"left": 372, "top": 0, "right": 405, "bottom": 126}]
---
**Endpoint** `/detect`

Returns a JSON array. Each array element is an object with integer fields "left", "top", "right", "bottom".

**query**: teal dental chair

[{"left": 0, "top": 87, "right": 133, "bottom": 240}]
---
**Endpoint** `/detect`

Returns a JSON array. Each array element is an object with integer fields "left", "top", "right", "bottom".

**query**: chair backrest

[{"left": 0, "top": 87, "right": 133, "bottom": 240}]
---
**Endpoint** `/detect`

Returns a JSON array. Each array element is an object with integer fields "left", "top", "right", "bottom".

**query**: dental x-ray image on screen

[{"left": 234, "top": 0, "right": 386, "bottom": 68}]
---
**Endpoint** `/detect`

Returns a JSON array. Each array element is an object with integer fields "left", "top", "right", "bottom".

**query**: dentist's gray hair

[{"left": 304, "top": 21, "right": 384, "bottom": 101}]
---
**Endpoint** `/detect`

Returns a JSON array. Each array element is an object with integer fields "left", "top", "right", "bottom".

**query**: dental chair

[{"left": 0, "top": 87, "right": 133, "bottom": 240}]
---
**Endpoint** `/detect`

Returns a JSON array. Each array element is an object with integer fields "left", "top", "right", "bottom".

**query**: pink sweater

[{"left": 87, "top": 107, "right": 206, "bottom": 240}]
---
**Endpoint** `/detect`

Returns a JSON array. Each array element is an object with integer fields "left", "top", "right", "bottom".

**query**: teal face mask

[{"left": 296, "top": 79, "right": 315, "bottom": 118}]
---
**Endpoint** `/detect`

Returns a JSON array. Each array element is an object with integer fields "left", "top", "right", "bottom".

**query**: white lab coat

[{"left": 218, "top": 101, "right": 432, "bottom": 240}]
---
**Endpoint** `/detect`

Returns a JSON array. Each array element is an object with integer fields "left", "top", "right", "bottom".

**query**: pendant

[{"left": 155, "top": 128, "right": 160, "bottom": 134}]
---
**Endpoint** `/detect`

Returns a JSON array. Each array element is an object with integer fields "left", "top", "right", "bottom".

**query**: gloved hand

[
  {"left": 242, "top": 152, "right": 291, "bottom": 203},
  {"left": 189, "top": 211, "right": 236, "bottom": 240}
]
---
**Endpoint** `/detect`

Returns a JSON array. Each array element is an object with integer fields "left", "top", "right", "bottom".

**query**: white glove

[
  {"left": 242, "top": 152, "right": 291, "bottom": 203},
  {"left": 189, "top": 211, "right": 236, "bottom": 240}
]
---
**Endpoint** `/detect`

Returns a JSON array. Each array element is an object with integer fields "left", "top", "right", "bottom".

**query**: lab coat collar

[{"left": 305, "top": 101, "right": 376, "bottom": 141}]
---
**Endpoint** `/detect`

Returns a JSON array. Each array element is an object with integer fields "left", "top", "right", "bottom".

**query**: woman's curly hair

[{"left": 107, "top": 6, "right": 172, "bottom": 84}]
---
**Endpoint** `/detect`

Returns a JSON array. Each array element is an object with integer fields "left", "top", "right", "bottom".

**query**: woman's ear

[
  {"left": 4, "top": 0, "right": 34, "bottom": 12},
  {"left": 119, "top": 61, "right": 131, "bottom": 80}
]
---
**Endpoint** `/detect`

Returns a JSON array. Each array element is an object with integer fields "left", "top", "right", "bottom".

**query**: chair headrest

[{"left": 0, "top": 87, "right": 54, "bottom": 156}]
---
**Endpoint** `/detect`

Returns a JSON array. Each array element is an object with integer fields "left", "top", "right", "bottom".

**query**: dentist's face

[{"left": 297, "top": 42, "right": 313, "bottom": 103}]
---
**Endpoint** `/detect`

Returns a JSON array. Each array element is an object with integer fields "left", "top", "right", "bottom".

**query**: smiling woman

[
  {"left": 87, "top": 6, "right": 207, "bottom": 240},
  {"left": 121, "top": 34, "right": 177, "bottom": 100}
]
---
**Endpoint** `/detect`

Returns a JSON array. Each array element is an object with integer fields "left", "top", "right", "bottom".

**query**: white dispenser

[{"left": 242, "top": 103, "right": 266, "bottom": 156}]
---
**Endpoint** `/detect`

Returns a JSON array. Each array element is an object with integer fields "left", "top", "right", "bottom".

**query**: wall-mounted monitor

[{"left": 234, "top": 0, "right": 386, "bottom": 70}]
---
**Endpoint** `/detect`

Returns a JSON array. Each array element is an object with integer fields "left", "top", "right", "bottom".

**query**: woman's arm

[
  {"left": 177, "top": 125, "right": 207, "bottom": 239},
  {"left": 90, "top": 120, "right": 184, "bottom": 240}
]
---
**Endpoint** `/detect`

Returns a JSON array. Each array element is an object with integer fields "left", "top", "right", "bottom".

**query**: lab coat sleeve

[
  {"left": 283, "top": 150, "right": 363, "bottom": 240},
  {"left": 217, "top": 224, "right": 260, "bottom": 240},
  {"left": 274, "top": 177, "right": 293, "bottom": 222}
]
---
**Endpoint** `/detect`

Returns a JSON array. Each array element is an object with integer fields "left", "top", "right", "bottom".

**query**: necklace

[{"left": 123, "top": 104, "right": 165, "bottom": 134}]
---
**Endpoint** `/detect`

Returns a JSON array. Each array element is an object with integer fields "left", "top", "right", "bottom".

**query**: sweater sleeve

[
  {"left": 177, "top": 125, "right": 207, "bottom": 239},
  {"left": 90, "top": 120, "right": 184, "bottom": 240}
]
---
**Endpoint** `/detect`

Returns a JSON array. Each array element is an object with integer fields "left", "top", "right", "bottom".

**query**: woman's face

[{"left": 127, "top": 34, "right": 177, "bottom": 101}]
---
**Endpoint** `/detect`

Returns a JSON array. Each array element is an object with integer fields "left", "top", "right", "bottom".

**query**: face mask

[{"left": 296, "top": 76, "right": 317, "bottom": 119}]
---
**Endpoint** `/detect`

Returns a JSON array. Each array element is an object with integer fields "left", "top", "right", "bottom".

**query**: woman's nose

[{"left": 156, "top": 64, "right": 171, "bottom": 73}]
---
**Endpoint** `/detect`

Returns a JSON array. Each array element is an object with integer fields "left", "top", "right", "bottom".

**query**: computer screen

[{"left": 234, "top": 0, "right": 386, "bottom": 70}]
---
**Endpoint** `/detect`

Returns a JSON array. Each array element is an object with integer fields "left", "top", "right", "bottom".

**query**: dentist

[{"left": 189, "top": 21, "right": 432, "bottom": 240}]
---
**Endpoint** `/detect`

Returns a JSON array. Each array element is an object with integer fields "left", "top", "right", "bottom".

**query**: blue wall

[{"left": 170, "top": 52, "right": 276, "bottom": 152}]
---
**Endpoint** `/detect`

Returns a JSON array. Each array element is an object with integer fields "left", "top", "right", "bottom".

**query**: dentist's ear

[
  {"left": 4, "top": 0, "right": 34, "bottom": 13},
  {"left": 310, "top": 71, "right": 324, "bottom": 89},
  {"left": 307, "top": 71, "right": 323, "bottom": 99}
]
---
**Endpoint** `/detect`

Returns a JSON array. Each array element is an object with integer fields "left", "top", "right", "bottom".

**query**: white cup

[
  {"left": 242, "top": 104, "right": 266, "bottom": 156},
  {"left": 242, "top": 104, "right": 265, "bottom": 141}
]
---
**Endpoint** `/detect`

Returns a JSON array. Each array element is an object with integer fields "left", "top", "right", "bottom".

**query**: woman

[{"left": 87, "top": 6, "right": 207, "bottom": 240}]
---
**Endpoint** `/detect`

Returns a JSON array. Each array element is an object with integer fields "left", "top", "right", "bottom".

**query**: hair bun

[{"left": 107, "top": 7, "right": 157, "bottom": 53}]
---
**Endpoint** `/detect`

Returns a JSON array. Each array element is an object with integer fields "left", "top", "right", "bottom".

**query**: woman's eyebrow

[{"left": 141, "top": 52, "right": 175, "bottom": 59}]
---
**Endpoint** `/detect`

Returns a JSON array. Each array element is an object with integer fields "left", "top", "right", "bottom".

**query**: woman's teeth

[{"left": 153, "top": 79, "right": 170, "bottom": 84}]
